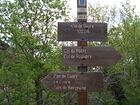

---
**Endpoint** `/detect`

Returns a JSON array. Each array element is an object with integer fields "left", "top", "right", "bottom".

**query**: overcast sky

[{"left": 68, "top": 0, "right": 140, "bottom": 17}]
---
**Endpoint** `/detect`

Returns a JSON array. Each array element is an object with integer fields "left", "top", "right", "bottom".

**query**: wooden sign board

[
  {"left": 42, "top": 72, "right": 103, "bottom": 92},
  {"left": 57, "top": 22, "right": 107, "bottom": 41},
  {"left": 62, "top": 46, "right": 121, "bottom": 66}
]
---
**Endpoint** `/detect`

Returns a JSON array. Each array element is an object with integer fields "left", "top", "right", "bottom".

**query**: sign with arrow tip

[
  {"left": 42, "top": 72, "right": 103, "bottom": 92},
  {"left": 62, "top": 46, "right": 121, "bottom": 66}
]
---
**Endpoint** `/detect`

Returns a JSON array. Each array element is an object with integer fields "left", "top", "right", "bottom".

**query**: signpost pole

[
  {"left": 77, "top": 0, "right": 87, "bottom": 105},
  {"left": 42, "top": 0, "right": 121, "bottom": 104}
]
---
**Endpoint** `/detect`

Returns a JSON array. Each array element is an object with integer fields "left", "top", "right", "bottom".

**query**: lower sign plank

[
  {"left": 42, "top": 72, "right": 103, "bottom": 92},
  {"left": 62, "top": 46, "right": 121, "bottom": 66}
]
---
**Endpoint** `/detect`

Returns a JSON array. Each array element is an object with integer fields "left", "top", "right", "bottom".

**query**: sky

[{"left": 67, "top": 0, "right": 140, "bottom": 18}]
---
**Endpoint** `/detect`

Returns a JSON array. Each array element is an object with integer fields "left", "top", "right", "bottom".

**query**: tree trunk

[{"left": 35, "top": 79, "right": 43, "bottom": 105}]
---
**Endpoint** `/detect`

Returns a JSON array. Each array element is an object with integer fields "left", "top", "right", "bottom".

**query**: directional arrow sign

[
  {"left": 62, "top": 46, "right": 121, "bottom": 66},
  {"left": 57, "top": 22, "right": 107, "bottom": 41},
  {"left": 42, "top": 72, "right": 103, "bottom": 92}
]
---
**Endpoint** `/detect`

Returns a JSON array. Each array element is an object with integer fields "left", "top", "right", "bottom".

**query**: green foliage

[
  {"left": 88, "top": 0, "right": 140, "bottom": 105},
  {"left": 0, "top": 0, "right": 140, "bottom": 105},
  {"left": 0, "top": 0, "right": 68, "bottom": 105},
  {"left": 89, "top": 92, "right": 118, "bottom": 105}
]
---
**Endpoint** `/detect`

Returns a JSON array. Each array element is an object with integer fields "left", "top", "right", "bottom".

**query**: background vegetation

[{"left": 0, "top": 0, "right": 140, "bottom": 105}]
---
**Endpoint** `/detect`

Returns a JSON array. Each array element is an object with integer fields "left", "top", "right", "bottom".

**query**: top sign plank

[{"left": 57, "top": 22, "right": 107, "bottom": 41}]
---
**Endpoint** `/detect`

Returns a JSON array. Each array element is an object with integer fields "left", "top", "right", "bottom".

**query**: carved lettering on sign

[
  {"left": 70, "top": 24, "right": 94, "bottom": 29},
  {"left": 52, "top": 74, "right": 78, "bottom": 79},
  {"left": 58, "top": 22, "right": 107, "bottom": 41},
  {"left": 63, "top": 54, "right": 92, "bottom": 59},
  {"left": 42, "top": 72, "right": 103, "bottom": 92},
  {"left": 63, "top": 48, "right": 92, "bottom": 60},
  {"left": 54, "top": 86, "right": 87, "bottom": 91},
  {"left": 71, "top": 24, "right": 94, "bottom": 34},
  {"left": 77, "top": 29, "right": 90, "bottom": 34},
  {"left": 62, "top": 47, "right": 122, "bottom": 66}
]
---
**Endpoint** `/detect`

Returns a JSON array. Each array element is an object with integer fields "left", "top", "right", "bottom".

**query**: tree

[
  {"left": 88, "top": 0, "right": 140, "bottom": 105},
  {"left": 0, "top": 0, "right": 68, "bottom": 105}
]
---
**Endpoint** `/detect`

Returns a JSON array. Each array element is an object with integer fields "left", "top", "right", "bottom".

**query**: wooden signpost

[
  {"left": 62, "top": 46, "right": 121, "bottom": 66},
  {"left": 77, "top": 0, "right": 88, "bottom": 105},
  {"left": 42, "top": 0, "right": 122, "bottom": 105},
  {"left": 42, "top": 72, "right": 103, "bottom": 92},
  {"left": 58, "top": 22, "right": 107, "bottom": 41}
]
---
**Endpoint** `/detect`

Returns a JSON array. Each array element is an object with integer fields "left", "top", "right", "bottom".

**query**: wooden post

[
  {"left": 77, "top": 0, "right": 87, "bottom": 105},
  {"left": 78, "top": 92, "right": 87, "bottom": 105}
]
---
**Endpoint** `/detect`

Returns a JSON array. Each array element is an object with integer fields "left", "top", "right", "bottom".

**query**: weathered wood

[
  {"left": 77, "top": 0, "right": 88, "bottom": 105},
  {"left": 57, "top": 22, "right": 107, "bottom": 41},
  {"left": 77, "top": 1, "right": 88, "bottom": 104},
  {"left": 62, "top": 46, "right": 121, "bottom": 66},
  {"left": 42, "top": 72, "right": 103, "bottom": 92},
  {"left": 78, "top": 92, "right": 87, "bottom": 105}
]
